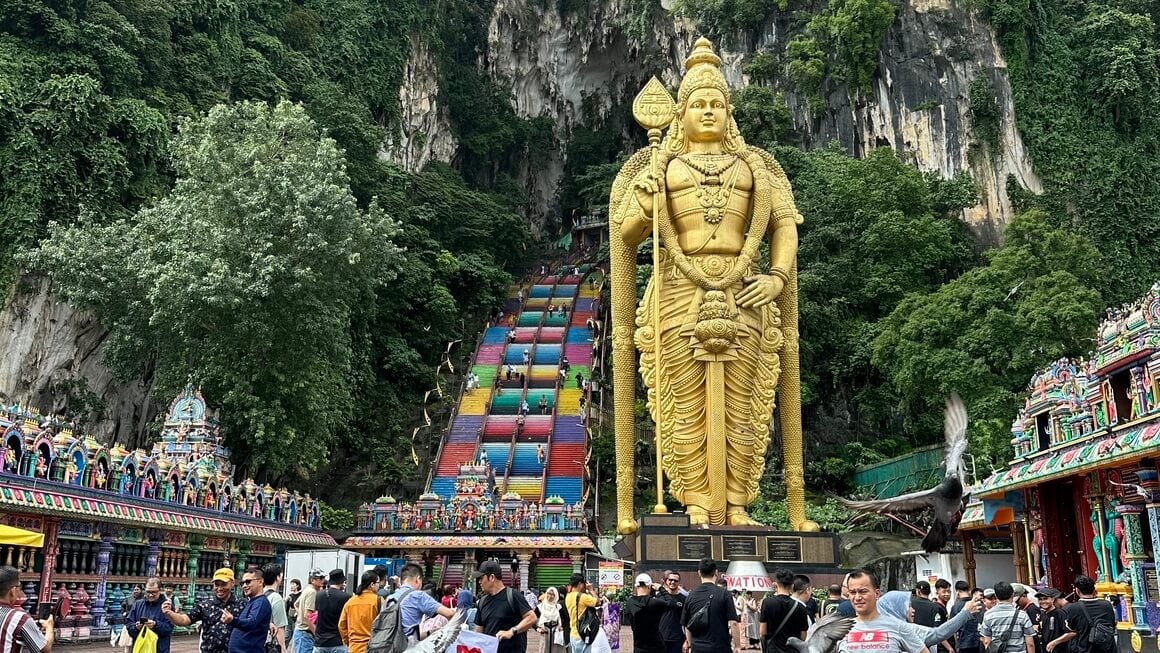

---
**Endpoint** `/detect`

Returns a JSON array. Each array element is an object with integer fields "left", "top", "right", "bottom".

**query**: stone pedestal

[{"left": 614, "top": 513, "right": 842, "bottom": 577}]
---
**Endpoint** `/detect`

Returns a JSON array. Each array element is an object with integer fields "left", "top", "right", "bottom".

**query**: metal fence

[{"left": 853, "top": 444, "right": 945, "bottom": 498}]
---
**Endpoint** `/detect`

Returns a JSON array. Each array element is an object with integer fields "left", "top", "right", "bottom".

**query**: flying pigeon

[
  {"left": 1109, "top": 479, "right": 1153, "bottom": 501},
  {"left": 837, "top": 394, "right": 970, "bottom": 553},
  {"left": 786, "top": 613, "right": 856, "bottom": 653},
  {"left": 403, "top": 609, "right": 469, "bottom": 653}
]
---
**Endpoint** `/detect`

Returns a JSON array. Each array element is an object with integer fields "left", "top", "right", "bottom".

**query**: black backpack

[{"left": 572, "top": 593, "right": 601, "bottom": 644}]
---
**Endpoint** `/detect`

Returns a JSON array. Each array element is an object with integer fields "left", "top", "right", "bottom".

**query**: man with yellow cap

[{"left": 163, "top": 567, "right": 247, "bottom": 653}]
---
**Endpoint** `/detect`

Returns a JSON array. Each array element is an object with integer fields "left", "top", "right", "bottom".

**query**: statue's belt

[{"left": 660, "top": 252, "right": 751, "bottom": 282}]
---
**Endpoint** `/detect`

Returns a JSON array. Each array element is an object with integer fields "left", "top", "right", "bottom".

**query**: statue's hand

[
  {"left": 634, "top": 174, "right": 662, "bottom": 215},
  {"left": 737, "top": 274, "right": 783, "bottom": 308}
]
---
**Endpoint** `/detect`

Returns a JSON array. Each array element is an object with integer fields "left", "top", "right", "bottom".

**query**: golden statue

[{"left": 609, "top": 38, "right": 817, "bottom": 533}]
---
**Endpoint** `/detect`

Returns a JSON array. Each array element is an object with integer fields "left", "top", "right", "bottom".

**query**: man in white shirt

[{"left": 838, "top": 569, "right": 928, "bottom": 653}]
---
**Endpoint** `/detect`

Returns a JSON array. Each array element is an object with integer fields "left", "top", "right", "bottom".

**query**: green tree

[
  {"left": 773, "top": 145, "right": 979, "bottom": 453},
  {"left": 733, "top": 86, "right": 798, "bottom": 146},
  {"left": 872, "top": 210, "right": 1104, "bottom": 468},
  {"left": 31, "top": 101, "right": 398, "bottom": 475}
]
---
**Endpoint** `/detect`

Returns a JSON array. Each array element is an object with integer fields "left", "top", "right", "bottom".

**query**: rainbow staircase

[{"left": 427, "top": 266, "right": 598, "bottom": 506}]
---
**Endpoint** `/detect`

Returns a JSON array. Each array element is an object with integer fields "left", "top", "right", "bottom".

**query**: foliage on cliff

[
  {"left": 973, "top": 0, "right": 1160, "bottom": 303},
  {"left": 0, "top": 0, "right": 529, "bottom": 495}
]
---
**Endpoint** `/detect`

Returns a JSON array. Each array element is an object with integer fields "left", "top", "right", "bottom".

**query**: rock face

[
  {"left": 382, "top": 0, "right": 1042, "bottom": 238},
  {"left": 382, "top": 34, "right": 458, "bottom": 172},
  {"left": 0, "top": 277, "right": 157, "bottom": 446}
]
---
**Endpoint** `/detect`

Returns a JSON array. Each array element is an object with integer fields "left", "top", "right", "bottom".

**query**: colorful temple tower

[{"left": 965, "top": 281, "right": 1160, "bottom": 648}]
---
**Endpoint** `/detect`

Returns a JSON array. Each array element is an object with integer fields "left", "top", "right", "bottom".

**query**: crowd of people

[
  {"left": 0, "top": 560, "right": 1123, "bottom": 653},
  {"left": 629, "top": 560, "right": 1120, "bottom": 653}
]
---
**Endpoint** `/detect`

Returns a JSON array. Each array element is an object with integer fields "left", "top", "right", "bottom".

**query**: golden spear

[{"left": 634, "top": 78, "right": 675, "bottom": 518}]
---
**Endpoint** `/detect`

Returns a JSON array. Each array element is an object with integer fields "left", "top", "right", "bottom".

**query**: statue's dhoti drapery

[{"left": 635, "top": 250, "right": 784, "bottom": 524}]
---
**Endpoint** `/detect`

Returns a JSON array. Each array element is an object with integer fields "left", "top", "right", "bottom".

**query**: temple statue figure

[{"left": 609, "top": 38, "right": 816, "bottom": 532}]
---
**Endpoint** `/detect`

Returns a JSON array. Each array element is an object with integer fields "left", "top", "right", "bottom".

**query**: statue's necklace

[{"left": 680, "top": 154, "right": 739, "bottom": 224}]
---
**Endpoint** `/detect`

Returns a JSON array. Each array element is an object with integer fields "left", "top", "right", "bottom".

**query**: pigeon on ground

[
  {"left": 404, "top": 609, "right": 469, "bottom": 653},
  {"left": 786, "top": 613, "right": 857, "bottom": 653},
  {"left": 837, "top": 394, "right": 970, "bottom": 553}
]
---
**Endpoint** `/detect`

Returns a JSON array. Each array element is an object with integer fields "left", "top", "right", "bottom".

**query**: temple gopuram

[
  {"left": 345, "top": 269, "right": 600, "bottom": 591},
  {"left": 0, "top": 385, "right": 335, "bottom": 643},
  {"left": 964, "top": 281, "right": 1160, "bottom": 648}
]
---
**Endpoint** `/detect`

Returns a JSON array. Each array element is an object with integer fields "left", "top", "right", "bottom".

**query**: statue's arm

[
  {"left": 618, "top": 168, "right": 653, "bottom": 249},
  {"left": 755, "top": 146, "right": 803, "bottom": 271},
  {"left": 610, "top": 150, "right": 655, "bottom": 250}
]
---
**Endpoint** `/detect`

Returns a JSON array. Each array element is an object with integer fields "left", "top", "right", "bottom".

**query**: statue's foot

[
  {"left": 726, "top": 507, "right": 761, "bottom": 526},
  {"left": 688, "top": 506, "right": 710, "bottom": 526}
]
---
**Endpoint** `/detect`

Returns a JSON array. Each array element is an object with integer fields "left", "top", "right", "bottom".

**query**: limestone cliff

[
  {"left": 383, "top": 0, "right": 1041, "bottom": 237},
  {"left": 0, "top": 277, "right": 157, "bottom": 445}
]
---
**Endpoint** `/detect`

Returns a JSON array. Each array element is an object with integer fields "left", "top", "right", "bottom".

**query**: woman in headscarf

[
  {"left": 878, "top": 590, "right": 980, "bottom": 648},
  {"left": 537, "top": 586, "right": 564, "bottom": 653},
  {"left": 457, "top": 588, "right": 477, "bottom": 632}
]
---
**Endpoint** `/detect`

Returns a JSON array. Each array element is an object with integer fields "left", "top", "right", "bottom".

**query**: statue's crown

[
  {"left": 685, "top": 37, "right": 722, "bottom": 71},
  {"left": 678, "top": 37, "right": 729, "bottom": 105}
]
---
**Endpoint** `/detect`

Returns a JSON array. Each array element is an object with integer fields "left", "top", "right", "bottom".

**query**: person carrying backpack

[
  {"left": 565, "top": 574, "right": 599, "bottom": 653},
  {"left": 384, "top": 564, "right": 454, "bottom": 647},
  {"left": 1049, "top": 576, "right": 1116, "bottom": 653},
  {"left": 473, "top": 560, "right": 537, "bottom": 653},
  {"left": 681, "top": 559, "right": 738, "bottom": 653},
  {"left": 980, "top": 582, "right": 1034, "bottom": 653}
]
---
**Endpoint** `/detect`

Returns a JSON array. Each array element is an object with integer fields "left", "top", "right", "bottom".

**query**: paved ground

[{"left": 56, "top": 626, "right": 637, "bottom": 652}]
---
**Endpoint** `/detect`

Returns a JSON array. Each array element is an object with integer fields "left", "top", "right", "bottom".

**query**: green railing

[{"left": 853, "top": 444, "right": 945, "bottom": 498}]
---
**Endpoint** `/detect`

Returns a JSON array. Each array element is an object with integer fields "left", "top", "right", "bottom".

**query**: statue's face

[{"left": 682, "top": 88, "right": 728, "bottom": 143}]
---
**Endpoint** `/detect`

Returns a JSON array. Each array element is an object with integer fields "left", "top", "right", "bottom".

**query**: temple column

[
  {"left": 570, "top": 553, "right": 583, "bottom": 576},
  {"left": 1146, "top": 502, "right": 1160, "bottom": 603},
  {"left": 186, "top": 536, "right": 202, "bottom": 612},
  {"left": 1118, "top": 505, "right": 1149, "bottom": 630},
  {"left": 144, "top": 530, "right": 162, "bottom": 578},
  {"left": 462, "top": 551, "right": 477, "bottom": 588},
  {"left": 234, "top": 541, "right": 251, "bottom": 583},
  {"left": 961, "top": 532, "right": 977, "bottom": 590},
  {"left": 275, "top": 545, "right": 286, "bottom": 572},
  {"left": 38, "top": 519, "right": 59, "bottom": 606},
  {"left": 91, "top": 527, "right": 114, "bottom": 637},
  {"left": 1085, "top": 484, "right": 1112, "bottom": 583},
  {"left": 516, "top": 552, "right": 532, "bottom": 591},
  {"left": 1010, "top": 516, "right": 1030, "bottom": 585}
]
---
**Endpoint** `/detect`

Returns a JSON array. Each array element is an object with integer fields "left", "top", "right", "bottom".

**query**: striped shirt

[{"left": 0, "top": 604, "right": 47, "bottom": 653}]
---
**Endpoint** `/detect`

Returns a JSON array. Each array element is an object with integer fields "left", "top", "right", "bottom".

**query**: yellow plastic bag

[{"left": 132, "top": 626, "right": 158, "bottom": 653}]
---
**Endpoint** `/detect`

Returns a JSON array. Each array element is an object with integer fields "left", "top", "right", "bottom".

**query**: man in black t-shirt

[
  {"left": 627, "top": 574, "right": 682, "bottom": 653},
  {"left": 760, "top": 569, "right": 808, "bottom": 653},
  {"left": 1037, "top": 588, "right": 1065, "bottom": 653},
  {"left": 912, "top": 581, "right": 948, "bottom": 629},
  {"left": 473, "top": 560, "right": 537, "bottom": 653},
  {"left": 658, "top": 570, "right": 687, "bottom": 653},
  {"left": 820, "top": 585, "right": 844, "bottom": 618},
  {"left": 312, "top": 570, "right": 351, "bottom": 653},
  {"left": 681, "top": 559, "right": 738, "bottom": 653},
  {"left": 1053, "top": 577, "right": 1116, "bottom": 653},
  {"left": 1015, "top": 585, "right": 1043, "bottom": 653}
]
